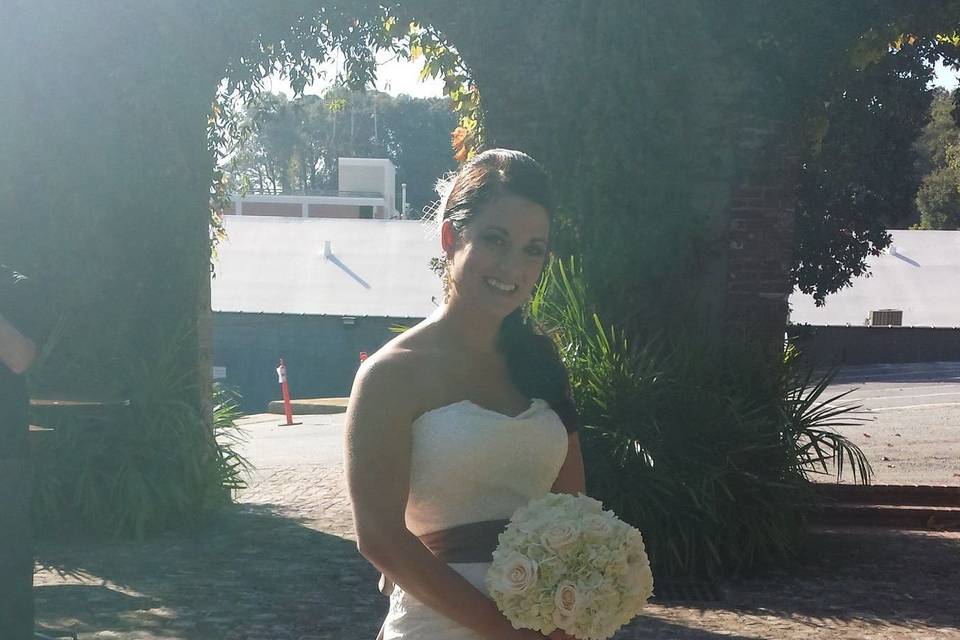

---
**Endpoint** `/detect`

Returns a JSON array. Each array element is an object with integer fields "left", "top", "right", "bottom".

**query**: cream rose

[
  {"left": 551, "top": 580, "right": 579, "bottom": 631},
  {"left": 495, "top": 554, "right": 539, "bottom": 594},
  {"left": 541, "top": 522, "right": 579, "bottom": 551},
  {"left": 582, "top": 513, "right": 613, "bottom": 540}
]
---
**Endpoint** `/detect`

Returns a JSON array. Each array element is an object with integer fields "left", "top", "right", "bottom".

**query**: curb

[
  {"left": 267, "top": 397, "right": 349, "bottom": 415},
  {"left": 813, "top": 484, "right": 960, "bottom": 507},
  {"left": 810, "top": 483, "right": 960, "bottom": 531}
]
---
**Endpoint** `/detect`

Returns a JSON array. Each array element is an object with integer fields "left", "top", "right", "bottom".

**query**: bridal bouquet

[{"left": 485, "top": 493, "right": 654, "bottom": 640}]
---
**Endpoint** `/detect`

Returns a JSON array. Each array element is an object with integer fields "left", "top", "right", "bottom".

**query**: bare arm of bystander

[{"left": 0, "top": 313, "right": 36, "bottom": 374}]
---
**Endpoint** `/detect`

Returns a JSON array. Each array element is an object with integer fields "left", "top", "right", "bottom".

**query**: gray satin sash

[{"left": 378, "top": 519, "right": 510, "bottom": 597}]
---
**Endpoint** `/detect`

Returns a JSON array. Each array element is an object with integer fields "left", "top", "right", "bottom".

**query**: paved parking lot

[
  {"left": 237, "top": 359, "right": 960, "bottom": 488},
  {"left": 822, "top": 361, "right": 960, "bottom": 485}
]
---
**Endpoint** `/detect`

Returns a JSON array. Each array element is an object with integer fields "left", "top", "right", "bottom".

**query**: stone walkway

[{"left": 33, "top": 419, "right": 960, "bottom": 639}]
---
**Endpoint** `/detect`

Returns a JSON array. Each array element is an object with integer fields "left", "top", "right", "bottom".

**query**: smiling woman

[
  {"left": 444, "top": 193, "right": 549, "bottom": 307},
  {"left": 434, "top": 150, "right": 580, "bottom": 431},
  {"left": 344, "top": 149, "right": 584, "bottom": 639}
]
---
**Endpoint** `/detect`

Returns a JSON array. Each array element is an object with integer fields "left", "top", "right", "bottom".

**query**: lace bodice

[{"left": 403, "top": 397, "right": 569, "bottom": 537}]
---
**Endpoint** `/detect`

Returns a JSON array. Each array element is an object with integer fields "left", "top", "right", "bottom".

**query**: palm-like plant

[
  {"left": 780, "top": 360, "right": 872, "bottom": 483},
  {"left": 212, "top": 383, "right": 252, "bottom": 496},
  {"left": 530, "top": 256, "right": 871, "bottom": 577},
  {"left": 32, "top": 328, "right": 253, "bottom": 539}
]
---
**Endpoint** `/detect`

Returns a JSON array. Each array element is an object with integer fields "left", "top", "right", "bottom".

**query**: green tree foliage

[
  {"left": 381, "top": 94, "right": 460, "bottom": 217},
  {"left": 915, "top": 88, "right": 960, "bottom": 174},
  {"left": 914, "top": 89, "right": 960, "bottom": 229},
  {"left": 916, "top": 166, "right": 960, "bottom": 229},
  {"left": 227, "top": 88, "right": 456, "bottom": 216},
  {"left": 793, "top": 42, "right": 944, "bottom": 304}
]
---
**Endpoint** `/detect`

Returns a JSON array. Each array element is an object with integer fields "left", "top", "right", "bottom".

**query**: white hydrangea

[{"left": 485, "top": 493, "right": 654, "bottom": 640}]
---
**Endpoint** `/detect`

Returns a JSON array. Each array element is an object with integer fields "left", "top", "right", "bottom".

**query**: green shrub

[
  {"left": 531, "top": 257, "right": 871, "bottom": 577},
  {"left": 31, "top": 335, "right": 251, "bottom": 539}
]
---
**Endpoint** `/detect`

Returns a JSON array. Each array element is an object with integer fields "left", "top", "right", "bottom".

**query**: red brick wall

[{"left": 725, "top": 121, "right": 801, "bottom": 350}]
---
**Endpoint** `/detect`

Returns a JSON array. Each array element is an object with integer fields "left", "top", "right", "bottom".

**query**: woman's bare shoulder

[
  {"left": 363, "top": 319, "right": 448, "bottom": 373},
  {"left": 364, "top": 322, "right": 442, "bottom": 371},
  {"left": 349, "top": 323, "right": 445, "bottom": 420}
]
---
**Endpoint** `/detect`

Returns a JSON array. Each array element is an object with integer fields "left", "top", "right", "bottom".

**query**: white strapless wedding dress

[{"left": 380, "top": 397, "right": 569, "bottom": 639}]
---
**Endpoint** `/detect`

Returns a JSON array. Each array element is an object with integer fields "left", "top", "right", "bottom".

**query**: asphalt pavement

[
  {"left": 235, "top": 359, "right": 960, "bottom": 488},
  {"left": 236, "top": 412, "right": 346, "bottom": 473},
  {"left": 820, "top": 361, "right": 960, "bottom": 485}
]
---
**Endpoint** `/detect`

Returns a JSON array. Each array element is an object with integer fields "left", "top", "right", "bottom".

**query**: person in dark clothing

[{"left": 0, "top": 264, "right": 40, "bottom": 639}]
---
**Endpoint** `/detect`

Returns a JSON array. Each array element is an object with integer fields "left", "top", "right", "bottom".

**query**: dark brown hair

[{"left": 441, "top": 149, "right": 581, "bottom": 433}]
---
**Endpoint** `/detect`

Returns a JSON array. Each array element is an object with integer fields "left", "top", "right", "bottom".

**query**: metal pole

[{"left": 276, "top": 358, "right": 301, "bottom": 426}]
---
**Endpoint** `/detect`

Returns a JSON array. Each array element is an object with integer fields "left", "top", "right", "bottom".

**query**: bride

[{"left": 344, "top": 149, "right": 585, "bottom": 640}]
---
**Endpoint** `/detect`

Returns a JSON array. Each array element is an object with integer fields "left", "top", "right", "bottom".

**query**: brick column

[{"left": 725, "top": 119, "right": 801, "bottom": 351}]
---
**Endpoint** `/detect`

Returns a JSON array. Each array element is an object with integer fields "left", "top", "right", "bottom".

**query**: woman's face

[{"left": 443, "top": 193, "right": 550, "bottom": 318}]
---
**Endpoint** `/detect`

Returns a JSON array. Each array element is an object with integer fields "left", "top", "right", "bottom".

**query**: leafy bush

[
  {"left": 531, "top": 257, "right": 871, "bottom": 577},
  {"left": 31, "top": 336, "right": 251, "bottom": 539},
  {"left": 212, "top": 383, "right": 251, "bottom": 496}
]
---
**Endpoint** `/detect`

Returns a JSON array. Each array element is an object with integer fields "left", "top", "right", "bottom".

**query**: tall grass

[{"left": 531, "top": 257, "right": 871, "bottom": 577}]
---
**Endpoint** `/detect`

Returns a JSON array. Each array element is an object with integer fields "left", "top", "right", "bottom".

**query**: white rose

[
  {"left": 551, "top": 581, "right": 579, "bottom": 629},
  {"left": 494, "top": 554, "right": 539, "bottom": 594},
  {"left": 541, "top": 522, "right": 579, "bottom": 551},
  {"left": 581, "top": 514, "right": 613, "bottom": 540}
]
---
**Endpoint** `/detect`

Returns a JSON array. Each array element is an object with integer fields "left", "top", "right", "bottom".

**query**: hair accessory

[{"left": 421, "top": 172, "right": 457, "bottom": 242}]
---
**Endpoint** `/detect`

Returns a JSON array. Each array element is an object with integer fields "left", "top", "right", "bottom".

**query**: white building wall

[
  {"left": 338, "top": 158, "right": 398, "bottom": 218},
  {"left": 789, "top": 230, "right": 960, "bottom": 327}
]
